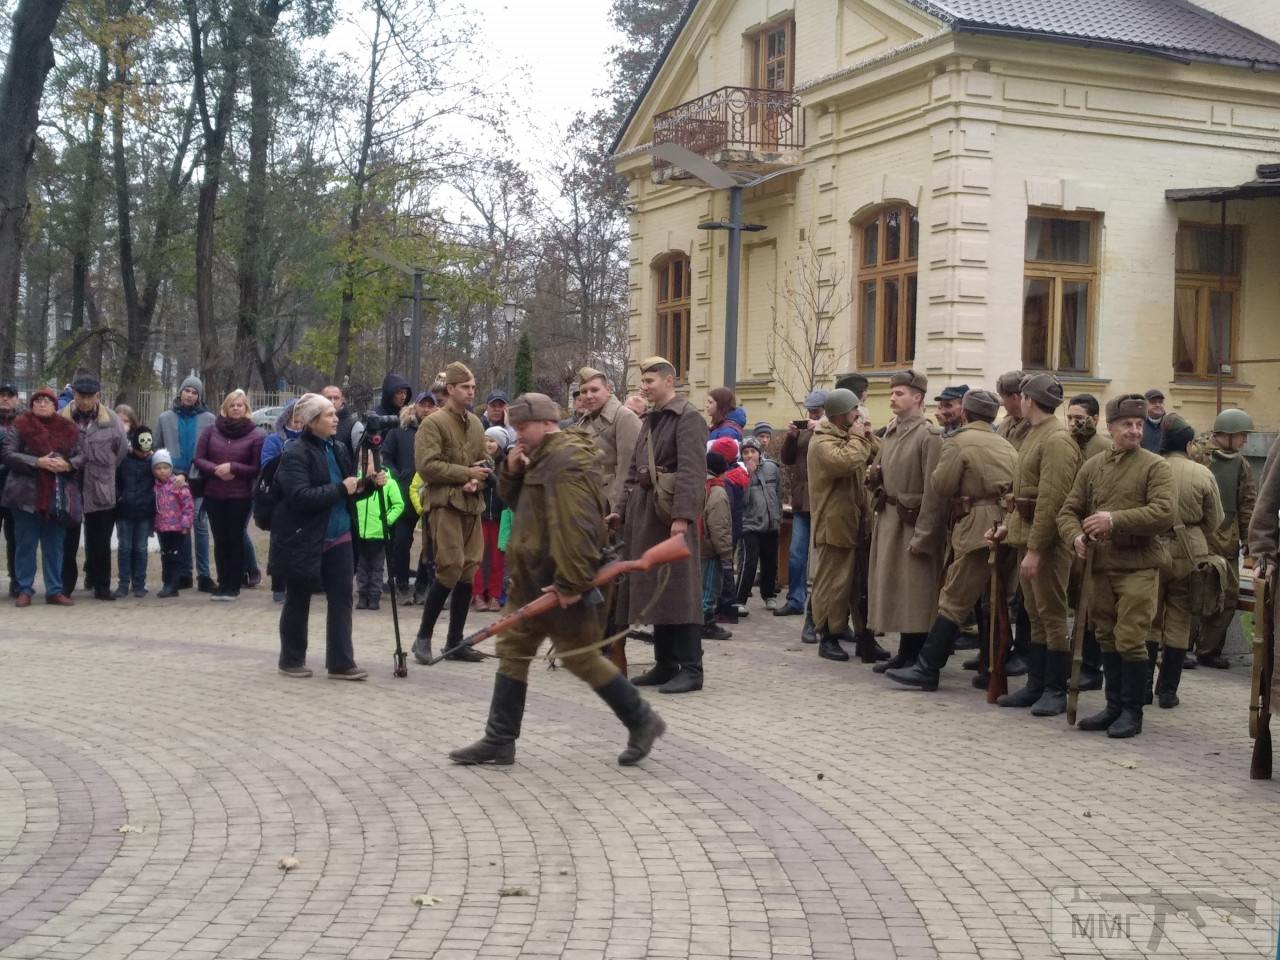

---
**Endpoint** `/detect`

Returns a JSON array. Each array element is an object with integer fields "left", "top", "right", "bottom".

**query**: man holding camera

[{"left": 412, "top": 362, "right": 490, "bottom": 663}]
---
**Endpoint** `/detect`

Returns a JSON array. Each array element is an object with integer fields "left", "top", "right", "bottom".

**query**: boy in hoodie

[
  {"left": 156, "top": 375, "right": 216, "bottom": 592},
  {"left": 701, "top": 451, "right": 735, "bottom": 641},
  {"left": 153, "top": 450, "right": 195, "bottom": 598},
  {"left": 355, "top": 449, "right": 405, "bottom": 610},
  {"left": 115, "top": 426, "right": 156, "bottom": 597}
]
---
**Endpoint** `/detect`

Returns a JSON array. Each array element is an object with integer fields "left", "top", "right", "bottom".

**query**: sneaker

[
  {"left": 732, "top": 604, "right": 750, "bottom": 618},
  {"left": 279, "top": 666, "right": 313, "bottom": 678},
  {"left": 197, "top": 576, "right": 216, "bottom": 593},
  {"left": 210, "top": 590, "right": 239, "bottom": 602},
  {"left": 157, "top": 583, "right": 179, "bottom": 599},
  {"left": 773, "top": 604, "right": 803, "bottom": 617},
  {"left": 133, "top": 587, "right": 148, "bottom": 598},
  {"left": 356, "top": 595, "right": 369, "bottom": 610},
  {"left": 272, "top": 591, "right": 285, "bottom": 603},
  {"left": 245, "top": 569, "right": 262, "bottom": 588},
  {"left": 327, "top": 667, "right": 368, "bottom": 680},
  {"left": 113, "top": 584, "right": 130, "bottom": 599},
  {"left": 702, "top": 622, "right": 733, "bottom": 641},
  {"left": 764, "top": 597, "right": 778, "bottom": 611},
  {"left": 367, "top": 597, "right": 380, "bottom": 611}
]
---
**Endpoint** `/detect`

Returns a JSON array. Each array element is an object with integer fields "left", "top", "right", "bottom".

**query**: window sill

[{"left": 1170, "top": 379, "right": 1255, "bottom": 391}]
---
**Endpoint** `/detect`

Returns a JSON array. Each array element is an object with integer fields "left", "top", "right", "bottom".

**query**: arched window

[
  {"left": 654, "top": 253, "right": 691, "bottom": 379},
  {"left": 856, "top": 205, "right": 919, "bottom": 369}
]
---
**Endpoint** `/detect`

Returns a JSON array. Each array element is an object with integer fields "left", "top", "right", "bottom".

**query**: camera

[{"left": 362, "top": 410, "right": 400, "bottom": 434}]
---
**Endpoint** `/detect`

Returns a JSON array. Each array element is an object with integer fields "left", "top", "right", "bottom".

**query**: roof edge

[{"left": 609, "top": 0, "right": 702, "bottom": 157}]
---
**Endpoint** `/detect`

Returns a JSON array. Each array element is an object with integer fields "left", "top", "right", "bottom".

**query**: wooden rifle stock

[
  {"left": 427, "top": 535, "right": 692, "bottom": 664},
  {"left": 986, "top": 525, "right": 1010, "bottom": 704},
  {"left": 1067, "top": 539, "right": 1095, "bottom": 726},
  {"left": 1250, "top": 565, "right": 1274, "bottom": 780}
]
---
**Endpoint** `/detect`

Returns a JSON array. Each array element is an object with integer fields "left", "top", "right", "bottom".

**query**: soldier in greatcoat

[
  {"left": 1058, "top": 394, "right": 1176, "bottom": 739},
  {"left": 1246, "top": 435, "right": 1280, "bottom": 728},
  {"left": 612, "top": 357, "right": 708, "bottom": 694},
  {"left": 886, "top": 390, "right": 1016, "bottom": 690},
  {"left": 867, "top": 369, "right": 947, "bottom": 672}
]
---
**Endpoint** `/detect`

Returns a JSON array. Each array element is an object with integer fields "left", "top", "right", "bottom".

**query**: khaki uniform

[
  {"left": 868, "top": 413, "right": 946, "bottom": 635},
  {"left": 1247, "top": 437, "right": 1280, "bottom": 713},
  {"left": 1077, "top": 429, "right": 1112, "bottom": 461},
  {"left": 1150, "top": 454, "right": 1223, "bottom": 651},
  {"left": 807, "top": 420, "right": 871, "bottom": 635},
  {"left": 415, "top": 405, "right": 487, "bottom": 587},
  {"left": 1196, "top": 446, "right": 1256, "bottom": 657},
  {"left": 494, "top": 431, "right": 616, "bottom": 688},
  {"left": 1058, "top": 447, "right": 1176, "bottom": 660},
  {"left": 930, "top": 423, "right": 1017, "bottom": 623},
  {"left": 1006, "top": 417, "right": 1080, "bottom": 651},
  {"left": 578, "top": 394, "right": 642, "bottom": 514},
  {"left": 996, "top": 415, "right": 1032, "bottom": 450}
]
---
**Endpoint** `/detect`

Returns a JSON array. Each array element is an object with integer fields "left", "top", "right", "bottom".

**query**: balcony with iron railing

[{"left": 651, "top": 86, "right": 805, "bottom": 183}]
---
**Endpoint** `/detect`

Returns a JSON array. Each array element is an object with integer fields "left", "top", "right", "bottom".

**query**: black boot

[
  {"left": 157, "top": 580, "right": 180, "bottom": 599},
  {"left": 1078, "top": 629, "right": 1103, "bottom": 690},
  {"left": 412, "top": 577, "right": 429, "bottom": 605},
  {"left": 595, "top": 675, "right": 666, "bottom": 765},
  {"left": 1005, "top": 599, "right": 1030, "bottom": 676},
  {"left": 1078, "top": 651, "right": 1122, "bottom": 731},
  {"left": 1107, "top": 657, "right": 1146, "bottom": 738},
  {"left": 413, "top": 580, "right": 452, "bottom": 664},
  {"left": 886, "top": 616, "right": 959, "bottom": 691},
  {"left": 873, "top": 633, "right": 923, "bottom": 674},
  {"left": 963, "top": 655, "right": 981, "bottom": 671},
  {"left": 1030, "top": 649, "right": 1071, "bottom": 716},
  {"left": 854, "top": 631, "right": 890, "bottom": 663},
  {"left": 449, "top": 674, "right": 526, "bottom": 764},
  {"left": 818, "top": 631, "right": 850, "bottom": 662},
  {"left": 1156, "top": 647, "right": 1185, "bottom": 709},
  {"left": 632, "top": 628, "right": 680, "bottom": 686},
  {"left": 1143, "top": 641, "right": 1158, "bottom": 706},
  {"left": 444, "top": 582, "right": 484, "bottom": 662},
  {"left": 801, "top": 602, "right": 818, "bottom": 644},
  {"left": 997, "top": 643, "right": 1045, "bottom": 707},
  {"left": 356, "top": 594, "right": 369, "bottom": 610},
  {"left": 659, "top": 626, "right": 703, "bottom": 693}
]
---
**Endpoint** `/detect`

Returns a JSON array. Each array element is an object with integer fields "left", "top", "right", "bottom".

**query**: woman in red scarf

[{"left": 1, "top": 388, "right": 83, "bottom": 606}]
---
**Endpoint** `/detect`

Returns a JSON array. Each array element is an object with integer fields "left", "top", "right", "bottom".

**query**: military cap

[
  {"left": 835, "top": 373, "right": 869, "bottom": 397},
  {"left": 577, "top": 366, "right": 606, "bottom": 385},
  {"left": 72, "top": 373, "right": 101, "bottom": 395},
  {"left": 1213, "top": 408, "right": 1254, "bottom": 433},
  {"left": 934, "top": 383, "right": 969, "bottom": 402},
  {"left": 996, "top": 370, "right": 1026, "bottom": 395},
  {"left": 507, "top": 392, "right": 561, "bottom": 424},
  {"left": 803, "top": 389, "right": 828, "bottom": 410},
  {"left": 962, "top": 389, "right": 1000, "bottom": 420},
  {"left": 445, "top": 361, "right": 474, "bottom": 386},
  {"left": 824, "top": 388, "right": 858, "bottom": 417},
  {"left": 1106, "top": 393, "right": 1147, "bottom": 423},
  {"left": 889, "top": 369, "right": 928, "bottom": 394},
  {"left": 1144, "top": 388, "right": 1165, "bottom": 402},
  {"left": 1021, "top": 373, "right": 1064, "bottom": 411},
  {"left": 1161, "top": 412, "right": 1195, "bottom": 453},
  {"left": 639, "top": 356, "right": 675, "bottom": 374}
]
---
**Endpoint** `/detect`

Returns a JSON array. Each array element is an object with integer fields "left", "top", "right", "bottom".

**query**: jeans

[
  {"left": 786, "top": 511, "right": 811, "bottom": 611},
  {"left": 205, "top": 497, "right": 252, "bottom": 594},
  {"left": 116, "top": 517, "right": 153, "bottom": 590},
  {"left": 736, "top": 530, "right": 779, "bottom": 604},
  {"left": 702, "top": 558, "right": 720, "bottom": 623},
  {"left": 180, "top": 496, "right": 211, "bottom": 581},
  {"left": 63, "top": 508, "right": 116, "bottom": 595},
  {"left": 13, "top": 509, "right": 65, "bottom": 597},
  {"left": 279, "top": 542, "right": 356, "bottom": 672}
]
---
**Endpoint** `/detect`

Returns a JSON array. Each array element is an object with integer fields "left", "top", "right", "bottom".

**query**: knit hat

[
  {"left": 889, "top": 369, "right": 928, "bottom": 394},
  {"left": 72, "top": 373, "right": 101, "bottom": 395},
  {"left": 835, "top": 373, "right": 869, "bottom": 397},
  {"left": 445, "top": 362, "right": 474, "bottom": 386},
  {"left": 1020, "top": 373, "right": 1064, "bottom": 411},
  {"left": 962, "top": 389, "right": 1001, "bottom": 421},
  {"left": 130, "top": 425, "right": 154, "bottom": 453},
  {"left": 709, "top": 437, "right": 740, "bottom": 462},
  {"left": 804, "top": 389, "right": 828, "bottom": 410},
  {"left": 741, "top": 436, "right": 762, "bottom": 453},
  {"left": 151, "top": 449, "right": 173, "bottom": 469},
  {"left": 753, "top": 421, "right": 774, "bottom": 435},
  {"left": 484, "top": 426, "right": 513, "bottom": 454},
  {"left": 293, "top": 392, "right": 333, "bottom": 426},
  {"left": 507, "top": 392, "right": 560, "bottom": 424},
  {"left": 706, "top": 451, "right": 729, "bottom": 476},
  {"left": 1161, "top": 413, "right": 1195, "bottom": 453},
  {"left": 179, "top": 375, "right": 204, "bottom": 401},
  {"left": 1105, "top": 394, "right": 1147, "bottom": 423},
  {"left": 996, "top": 370, "right": 1026, "bottom": 395},
  {"left": 31, "top": 387, "right": 58, "bottom": 405}
]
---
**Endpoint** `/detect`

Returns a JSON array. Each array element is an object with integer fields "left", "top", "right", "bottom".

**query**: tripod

[{"left": 361, "top": 432, "right": 408, "bottom": 677}]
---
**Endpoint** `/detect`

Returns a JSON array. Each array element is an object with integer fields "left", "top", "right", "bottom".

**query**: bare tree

[{"left": 767, "top": 239, "right": 854, "bottom": 408}]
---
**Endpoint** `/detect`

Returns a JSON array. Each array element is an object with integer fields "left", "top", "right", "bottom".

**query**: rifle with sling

[
  {"left": 986, "top": 523, "right": 1011, "bottom": 703},
  {"left": 1251, "top": 564, "right": 1274, "bottom": 779},
  {"left": 1067, "top": 537, "right": 1096, "bottom": 725}
]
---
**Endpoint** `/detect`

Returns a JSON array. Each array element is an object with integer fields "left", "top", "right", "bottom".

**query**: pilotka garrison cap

[
  {"left": 1106, "top": 394, "right": 1147, "bottom": 423},
  {"left": 639, "top": 356, "right": 675, "bottom": 373}
]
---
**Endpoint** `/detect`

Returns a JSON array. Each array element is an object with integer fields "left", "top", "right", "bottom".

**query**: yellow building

[{"left": 612, "top": 0, "right": 1280, "bottom": 434}]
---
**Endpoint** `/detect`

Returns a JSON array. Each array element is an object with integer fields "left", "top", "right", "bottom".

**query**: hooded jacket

[
  {"left": 381, "top": 404, "right": 420, "bottom": 491},
  {"left": 377, "top": 373, "right": 411, "bottom": 417},
  {"left": 354, "top": 466, "right": 405, "bottom": 539}
]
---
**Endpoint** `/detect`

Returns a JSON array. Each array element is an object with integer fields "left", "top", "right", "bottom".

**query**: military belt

[
  {"left": 1112, "top": 532, "right": 1153, "bottom": 549},
  {"left": 885, "top": 494, "right": 920, "bottom": 526},
  {"left": 951, "top": 495, "right": 1003, "bottom": 518}
]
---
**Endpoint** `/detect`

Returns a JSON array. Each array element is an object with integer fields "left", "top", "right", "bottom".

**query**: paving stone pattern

[{"left": 2, "top": 590, "right": 1278, "bottom": 959}]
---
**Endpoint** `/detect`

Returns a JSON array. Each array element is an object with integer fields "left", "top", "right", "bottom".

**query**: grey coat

[
  {"left": 61, "top": 404, "right": 126, "bottom": 514},
  {"left": 743, "top": 457, "right": 782, "bottom": 533}
]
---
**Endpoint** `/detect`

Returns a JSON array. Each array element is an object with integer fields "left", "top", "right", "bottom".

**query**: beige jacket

[{"left": 579, "top": 393, "right": 641, "bottom": 514}]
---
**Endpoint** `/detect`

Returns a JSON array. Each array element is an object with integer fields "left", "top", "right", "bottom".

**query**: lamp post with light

[{"left": 501, "top": 299, "right": 518, "bottom": 395}]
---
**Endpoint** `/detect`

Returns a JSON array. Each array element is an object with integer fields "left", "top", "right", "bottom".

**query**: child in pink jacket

[{"left": 153, "top": 449, "right": 195, "bottom": 598}]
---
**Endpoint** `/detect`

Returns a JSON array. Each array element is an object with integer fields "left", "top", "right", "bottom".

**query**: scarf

[
  {"left": 215, "top": 414, "right": 257, "bottom": 439},
  {"left": 13, "top": 411, "right": 79, "bottom": 516},
  {"left": 175, "top": 403, "right": 204, "bottom": 473},
  {"left": 322, "top": 438, "right": 352, "bottom": 544}
]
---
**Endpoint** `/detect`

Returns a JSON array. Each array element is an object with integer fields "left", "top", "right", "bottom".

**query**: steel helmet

[
  {"left": 823, "top": 388, "right": 858, "bottom": 417},
  {"left": 1212, "top": 408, "right": 1254, "bottom": 434}
]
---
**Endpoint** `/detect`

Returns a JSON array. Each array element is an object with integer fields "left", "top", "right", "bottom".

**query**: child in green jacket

[{"left": 355, "top": 451, "right": 405, "bottom": 610}]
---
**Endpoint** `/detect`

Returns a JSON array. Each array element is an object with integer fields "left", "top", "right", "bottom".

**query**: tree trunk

[
  {"left": 0, "top": 0, "right": 68, "bottom": 380},
  {"left": 70, "top": 44, "right": 110, "bottom": 337}
]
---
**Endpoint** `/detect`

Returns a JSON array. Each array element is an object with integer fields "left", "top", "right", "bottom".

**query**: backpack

[{"left": 253, "top": 447, "right": 289, "bottom": 531}]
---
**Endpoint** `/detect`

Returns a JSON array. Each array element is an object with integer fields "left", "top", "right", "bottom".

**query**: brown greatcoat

[
  {"left": 617, "top": 395, "right": 707, "bottom": 625},
  {"left": 1247, "top": 436, "right": 1280, "bottom": 714},
  {"left": 578, "top": 393, "right": 642, "bottom": 514},
  {"left": 868, "top": 411, "right": 946, "bottom": 634}
]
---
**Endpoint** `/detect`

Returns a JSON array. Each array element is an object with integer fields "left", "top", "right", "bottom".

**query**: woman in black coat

[{"left": 270, "top": 393, "right": 388, "bottom": 679}]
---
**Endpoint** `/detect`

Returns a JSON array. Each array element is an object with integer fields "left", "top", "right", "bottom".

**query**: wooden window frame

[
  {"left": 1022, "top": 209, "right": 1100, "bottom": 375},
  {"left": 1173, "top": 221, "right": 1242, "bottom": 380},
  {"left": 749, "top": 17, "right": 795, "bottom": 91},
  {"left": 855, "top": 205, "right": 919, "bottom": 370},
  {"left": 654, "top": 254, "right": 691, "bottom": 381}
]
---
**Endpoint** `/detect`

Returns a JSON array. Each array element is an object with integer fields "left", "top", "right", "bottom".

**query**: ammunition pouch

[
  {"left": 1013, "top": 496, "right": 1037, "bottom": 523},
  {"left": 1112, "top": 532, "right": 1153, "bottom": 549},
  {"left": 886, "top": 494, "right": 920, "bottom": 527}
]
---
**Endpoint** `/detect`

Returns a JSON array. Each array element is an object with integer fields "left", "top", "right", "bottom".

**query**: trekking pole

[{"left": 367, "top": 436, "right": 408, "bottom": 678}]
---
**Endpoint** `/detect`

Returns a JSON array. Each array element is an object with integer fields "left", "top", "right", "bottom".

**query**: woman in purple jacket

[{"left": 194, "top": 389, "right": 263, "bottom": 600}]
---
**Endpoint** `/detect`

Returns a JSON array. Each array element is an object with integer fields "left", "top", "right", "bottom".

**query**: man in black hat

[
  {"left": 1141, "top": 389, "right": 1166, "bottom": 453},
  {"left": 933, "top": 384, "right": 969, "bottom": 436},
  {"left": 0, "top": 382, "right": 19, "bottom": 596},
  {"left": 61, "top": 374, "right": 127, "bottom": 600}
]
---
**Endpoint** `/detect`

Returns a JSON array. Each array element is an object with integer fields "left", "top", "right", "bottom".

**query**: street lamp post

[{"left": 502, "top": 300, "right": 517, "bottom": 395}]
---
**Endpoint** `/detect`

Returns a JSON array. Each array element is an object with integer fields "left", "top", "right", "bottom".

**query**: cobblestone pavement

[{"left": 2, "top": 586, "right": 1279, "bottom": 960}]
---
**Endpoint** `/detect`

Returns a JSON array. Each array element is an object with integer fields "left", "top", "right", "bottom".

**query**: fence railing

[
  {"left": 652, "top": 85, "right": 804, "bottom": 170},
  {"left": 130, "top": 389, "right": 300, "bottom": 428}
]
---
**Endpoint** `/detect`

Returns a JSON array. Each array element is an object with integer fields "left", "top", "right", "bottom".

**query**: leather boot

[
  {"left": 595, "top": 675, "right": 666, "bottom": 765},
  {"left": 801, "top": 601, "right": 818, "bottom": 644},
  {"left": 449, "top": 673, "right": 526, "bottom": 764},
  {"left": 413, "top": 580, "right": 452, "bottom": 664},
  {"left": 1156, "top": 647, "right": 1185, "bottom": 709},
  {"left": 1107, "top": 657, "right": 1146, "bottom": 738},
  {"left": 1005, "top": 599, "right": 1030, "bottom": 676},
  {"left": 633, "top": 626, "right": 680, "bottom": 686},
  {"left": 659, "top": 626, "right": 703, "bottom": 693},
  {"left": 854, "top": 631, "right": 890, "bottom": 663},
  {"left": 1143, "top": 641, "right": 1159, "bottom": 706},
  {"left": 886, "top": 616, "right": 959, "bottom": 691},
  {"left": 818, "top": 631, "right": 850, "bottom": 662},
  {"left": 963, "top": 655, "right": 982, "bottom": 671},
  {"left": 1078, "top": 629, "right": 1103, "bottom": 690},
  {"left": 997, "top": 643, "right": 1045, "bottom": 707},
  {"left": 873, "top": 633, "right": 923, "bottom": 674},
  {"left": 1030, "top": 649, "right": 1071, "bottom": 716},
  {"left": 1078, "top": 651, "right": 1122, "bottom": 731},
  {"left": 444, "top": 582, "right": 484, "bottom": 662}
]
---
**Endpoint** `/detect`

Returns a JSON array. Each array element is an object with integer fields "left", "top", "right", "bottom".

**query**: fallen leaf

[
  {"left": 1111, "top": 759, "right": 1138, "bottom": 770},
  {"left": 117, "top": 824, "right": 143, "bottom": 834},
  {"left": 816, "top": 773, "right": 824, "bottom": 780},
  {"left": 277, "top": 856, "right": 300, "bottom": 872},
  {"left": 411, "top": 894, "right": 441, "bottom": 907},
  {"left": 558, "top": 869, "right": 569, "bottom": 876},
  {"left": 1082, "top": 810, "right": 1093, "bottom": 818},
  {"left": 499, "top": 886, "right": 529, "bottom": 897}
]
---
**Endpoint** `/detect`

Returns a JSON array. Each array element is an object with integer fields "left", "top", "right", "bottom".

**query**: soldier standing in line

[
  {"left": 868, "top": 370, "right": 947, "bottom": 673},
  {"left": 1145, "top": 414, "right": 1222, "bottom": 709},
  {"left": 412, "top": 362, "right": 490, "bottom": 664},
  {"left": 447, "top": 394, "right": 665, "bottom": 767},
  {"left": 1058, "top": 394, "right": 1176, "bottom": 739},
  {"left": 933, "top": 384, "right": 969, "bottom": 437},
  {"left": 989, "top": 374, "right": 1080, "bottom": 715},
  {"left": 1064, "top": 392, "right": 1111, "bottom": 691},
  {"left": 886, "top": 390, "right": 1016, "bottom": 689},
  {"left": 806, "top": 389, "right": 874, "bottom": 662},
  {"left": 1194, "top": 408, "right": 1256, "bottom": 669},
  {"left": 991, "top": 370, "right": 1033, "bottom": 680},
  {"left": 611, "top": 357, "right": 708, "bottom": 694}
]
